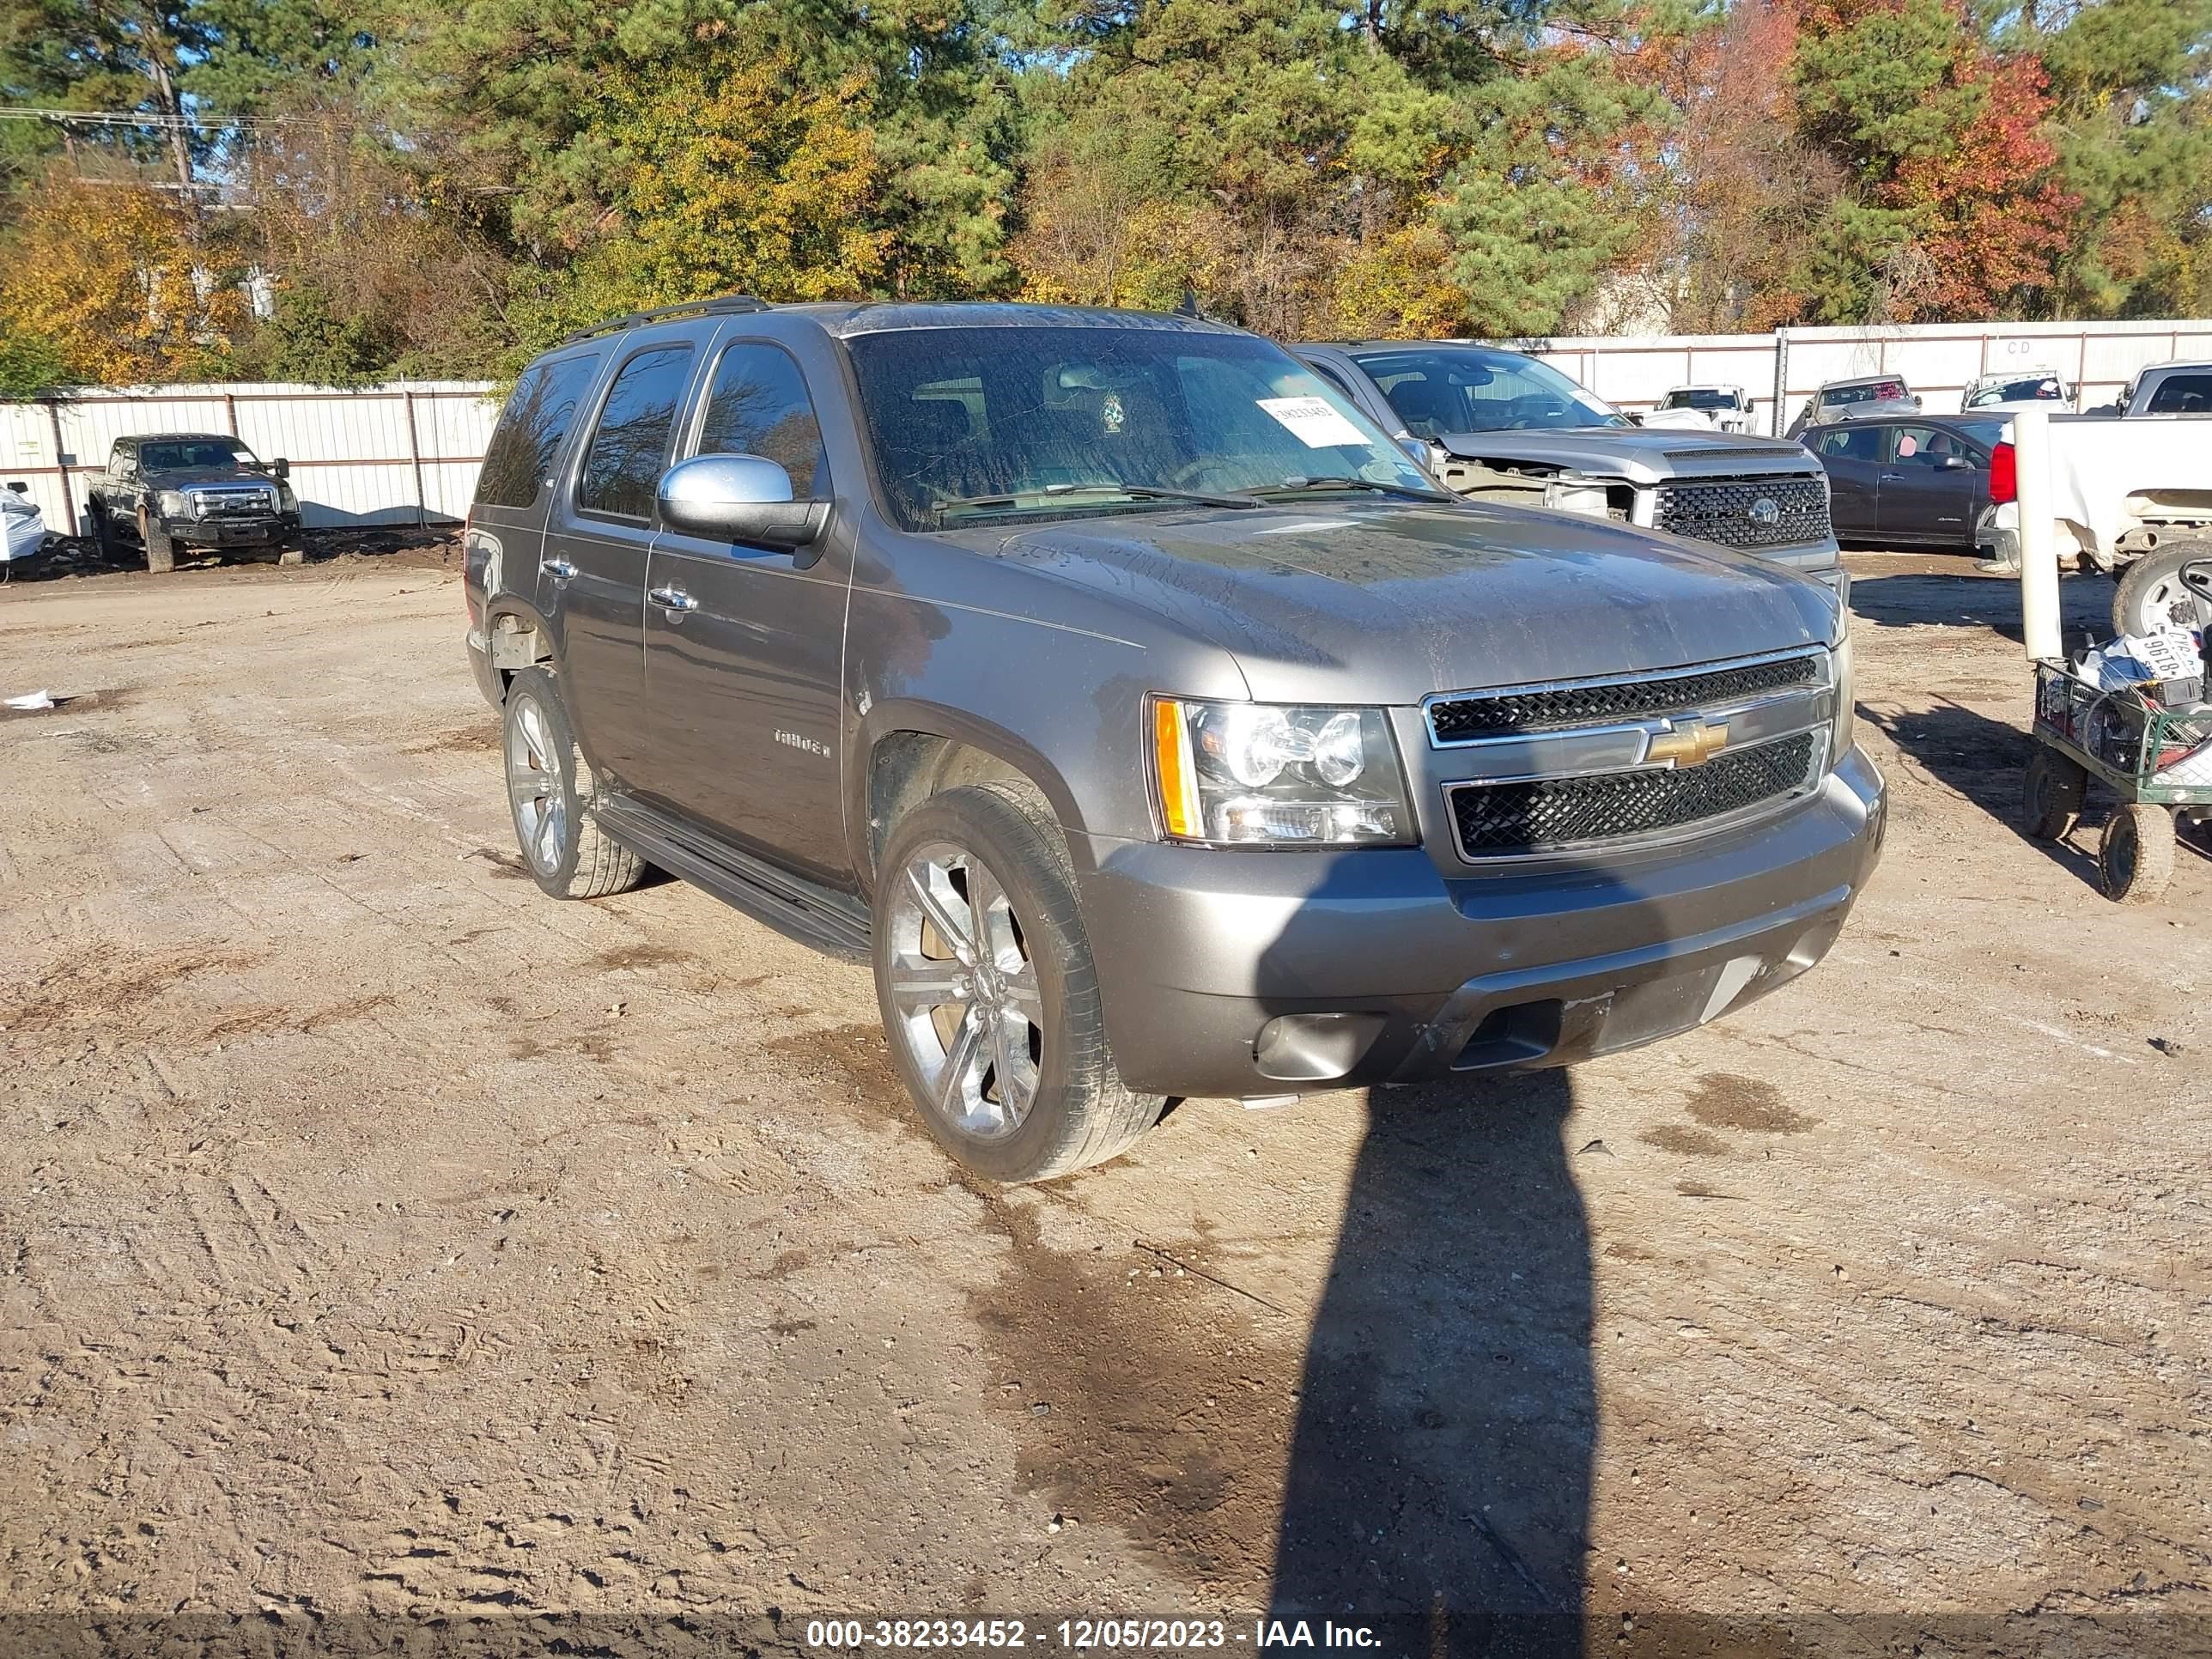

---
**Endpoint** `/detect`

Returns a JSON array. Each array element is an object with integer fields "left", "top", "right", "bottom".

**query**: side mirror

[
  {"left": 272, "top": 458, "right": 291, "bottom": 480},
  {"left": 658, "top": 454, "right": 829, "bottom": 560},
  {"left": 5, "top": 480, "right": 27, "bottom": 495}
]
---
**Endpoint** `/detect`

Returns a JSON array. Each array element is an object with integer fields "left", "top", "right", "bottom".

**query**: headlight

[
  {"left": 1151, "top": 697, "right": 1415, "bottom": 846},
  {"left": 158, "top": 490, "right": 191, "bottom": 519},
  {"left": 1830, "top": 627, "right": 1855, "bottom": 769},
  {"left": 1542, "top": 481, "right": 1610, "bottom": 517}
]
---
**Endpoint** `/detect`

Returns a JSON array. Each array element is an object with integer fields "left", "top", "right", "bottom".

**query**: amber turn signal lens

[{"left": 1152, "top": 696, "right": 1203, "bottom": 840}]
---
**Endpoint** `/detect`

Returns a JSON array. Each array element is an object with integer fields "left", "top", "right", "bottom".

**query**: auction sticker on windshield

[{"left": 1257, "top": 396, "right": 1368, "bottom": 448}]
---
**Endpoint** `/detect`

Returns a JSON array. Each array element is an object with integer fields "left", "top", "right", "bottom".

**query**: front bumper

[
  {"left": 176, "top": 513, "right": 298, "bottom": 550},
  {"left": 1073, "top": 748, "right": 1885, "bottom": 1098}
]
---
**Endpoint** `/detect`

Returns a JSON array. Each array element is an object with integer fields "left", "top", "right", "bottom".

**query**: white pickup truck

[{"left": 1979, "top": 408, "right": 2211, "bottom": 637}]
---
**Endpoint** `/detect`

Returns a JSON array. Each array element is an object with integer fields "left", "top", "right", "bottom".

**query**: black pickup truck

[{"left": 83, "top": 432, "right": 303, "bottom": 573}]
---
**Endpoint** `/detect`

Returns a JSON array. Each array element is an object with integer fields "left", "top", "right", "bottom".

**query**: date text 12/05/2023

[{"left": 801, "top": 1620, "right": 1383, "bottom": 1650}]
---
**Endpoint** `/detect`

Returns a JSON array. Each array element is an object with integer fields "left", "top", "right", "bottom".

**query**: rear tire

[
  {"left": 2020, "top": 749, "right": 2087, "bottom": 841},
  {"left": 501, "top": 665, "right": 646, "bottom": 900},
  {"left": 2112, "top": 540, "right": 2212, "bottom": 638},
  {"left": 2098, "top": 803, "right": 2174, "bottom": 904},
  {"left": 85, "top": 503, "right": 115, "bottom": 562},
  {"left": 872, "top": 781, "right": 1165, "bottom": 1183}
]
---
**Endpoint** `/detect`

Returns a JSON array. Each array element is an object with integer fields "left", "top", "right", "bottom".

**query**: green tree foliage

[{"left": 0, "top": 0, "right": 2206, "bottom": 384}]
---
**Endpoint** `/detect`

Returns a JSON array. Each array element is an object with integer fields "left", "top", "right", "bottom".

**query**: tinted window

[
  {"left": 1353, "top": 346, "right": 1626, "bottom": 436},
  {"left": 846, "top": 325, "right": 1436, "bottom": 532},
  {"left": 1824, "top": 380, "right": 1907, "bottom": 409},
  {"left": 695, "top": 343, "right": 829, "bottom": 497},
  {"left": 1816, "top": 425, "right": 1881, "bottom": 462},
  {"left": 1965, "top": 375, "right": 2063, "bottom": 407},
  {"left": 139, "top": 439, "right": 258, "bottom": 471},
  {"left": 578, "top": 346, "right": 695, "bottom": 519},
  {"left": 2146, "top": 373, "right": 2212, "bottom": 415},
  {"left": 1662, "top": 389, "right": 1739, "bottom": 410},
  {"left": 476, "top": 354, "right": 602, "bottom": 509}
]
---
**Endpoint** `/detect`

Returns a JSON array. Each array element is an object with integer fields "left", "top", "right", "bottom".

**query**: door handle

[
  {"left": 540, "top": 556, "right": 577, "bottom": 580},
  {"left": 648, "top": 585, "right": 697, "bottom": 613},
  {"left": 1879, "top": 472, "right": 1905, "bottom": 482}
]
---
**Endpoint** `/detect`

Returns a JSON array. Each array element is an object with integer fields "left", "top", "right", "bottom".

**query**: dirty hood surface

[{"left": 987, "top": 499, "right": 1838, "bottom": 705}]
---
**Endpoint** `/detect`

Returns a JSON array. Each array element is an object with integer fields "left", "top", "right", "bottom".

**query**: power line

[{"left": 0, "top": 106, "right": 318, "bottom": 130}]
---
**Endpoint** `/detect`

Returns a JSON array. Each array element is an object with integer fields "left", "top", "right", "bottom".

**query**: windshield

[
  {"left": 1662, "top": 389, "right": 1740, "bottom": 411},
  {"left": 1824, "top": 380, "right": 1907, "bottom": 409},
  {"left": 139, "top": 439, "right": 259, "bottom": 471},
  {"left": 845, "top": 325, "right": 1439, "bottom": 530},
  {"left": 1966, "top": 376, "right": 2063, "bottom": 407},
  {"left": 1349, "top": 346, "right": 1626, "bottom": 436}
]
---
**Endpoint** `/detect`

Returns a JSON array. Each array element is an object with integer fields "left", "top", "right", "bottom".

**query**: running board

[{"left": 594, "top": 797, "right": 872, "bottom": 962}]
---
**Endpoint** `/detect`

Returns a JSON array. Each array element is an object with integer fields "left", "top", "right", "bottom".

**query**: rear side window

[
  {"left": 476, "top": 353, "right": 601, "bottom": 509},
  {"left": 695, "top": 343, "right": 830, "bottom": 497},
  {"left": 578, "top": 344, "right": 695, "bottom": 519},
  {"left": 2145, "top": 373, "right": 2212, "bottom": 415}
]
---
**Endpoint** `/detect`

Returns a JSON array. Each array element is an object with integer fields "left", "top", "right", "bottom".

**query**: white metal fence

[
  {"left": 0, "top": 380, "right": 498, "bottom": 537},
  {"left": 3, "top": 316, "right": 2208, "bottom": 536},
  {"left": 1522, "top": 317, "right": 2212, "bottom": 435}
]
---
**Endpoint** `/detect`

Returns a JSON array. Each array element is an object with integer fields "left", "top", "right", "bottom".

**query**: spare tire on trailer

[{"left": 2112, "top": 539, "right": 2212, "bottom": 638}]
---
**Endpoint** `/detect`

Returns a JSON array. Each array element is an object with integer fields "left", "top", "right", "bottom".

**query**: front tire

[
  {"left": 139, "top": 507, "right": 174, "bottom": 574},
  {"left": 872, "top": 782, "right": 1165, "bottom": 1183},
  {"left": 501, "top": 666, "right": 646, "bottom": 900}
]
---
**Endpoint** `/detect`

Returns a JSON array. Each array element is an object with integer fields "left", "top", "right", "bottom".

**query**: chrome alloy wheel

[
  {"left": 884, "top": 842, "right": 1044, "bottom": 1140},
  {"left": 505, "top": 692, "right": 569, "bottom": 876}
]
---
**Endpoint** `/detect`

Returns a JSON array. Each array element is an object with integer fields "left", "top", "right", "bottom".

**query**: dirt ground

[{"left": 1, "top": 544, "right": 2207, "bottom": 1656}]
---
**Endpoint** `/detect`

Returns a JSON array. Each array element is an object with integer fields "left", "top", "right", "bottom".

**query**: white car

[
  {"left": 1650, "top": 385, "right": 1753, "bottom": 434},
  {"left": 2, "top": 483, "right": 50, "bottom": 569},
  {"left": 1960, "top": 368, "right": 2074, "bottom": 418}
]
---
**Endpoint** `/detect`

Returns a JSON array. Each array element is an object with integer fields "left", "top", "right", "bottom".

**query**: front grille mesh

[
  {"left": 193, "top": 488, "right": 275, "bottom": 518},
  {"left": 1656, "top": 476, "right": 1829, "bottom": 549},
  {"left": 1449, "top": 732, "right": 1819, "bottom": 856},
  {"left": 1430, "top": 653, "right": 1821, "bottom": 741}
]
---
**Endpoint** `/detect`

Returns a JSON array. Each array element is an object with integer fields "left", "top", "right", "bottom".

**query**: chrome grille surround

[
  {"left": 188, "top": 485, "right": 277, "bottom": 519},
  {"left": 1425, "top": 647, "right": 1835, "bottom": 861},
  {"left": 1655, "top": 475, "right": 1830, "bottom": 550}
]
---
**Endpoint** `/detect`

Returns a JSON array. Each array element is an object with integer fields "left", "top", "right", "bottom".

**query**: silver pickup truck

[{"left": 1294, "top": 342, "right": 1844, "bottom": 594}]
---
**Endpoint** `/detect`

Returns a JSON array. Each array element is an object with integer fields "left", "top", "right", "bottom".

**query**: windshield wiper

[
  {"left": 1256, "top": 475, "right": 1451, "bottom": 502},
  {"left": 937, "top": 482, "right": 1260, "bottom": 515}
]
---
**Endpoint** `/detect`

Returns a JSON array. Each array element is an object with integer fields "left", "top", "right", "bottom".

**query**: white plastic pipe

[{"left": 2014, "top": 407, "right": 2061, "bottom": 662}]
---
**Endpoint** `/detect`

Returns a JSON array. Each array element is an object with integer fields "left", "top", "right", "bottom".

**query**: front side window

[
  {"left": 477, "top": 352, "right": 603, "bottom": 508},
  {"left": 694, "top": 343, "right": 829, "bottom": 497},
  {"left": 138, "top": 439, "right": 259, "bottom": 471},
  {"left": 2145, "top": 373, "right": 2212, "bottom": 416},
  {"left": 578, "top": 344, "right": 695, "bottom": 520},
  {"left": 846, "top": 325, "right": 1439, "bottom": 531},
  {"left": 1353, "top": 347, "right": 1626, "bottom": 437}
]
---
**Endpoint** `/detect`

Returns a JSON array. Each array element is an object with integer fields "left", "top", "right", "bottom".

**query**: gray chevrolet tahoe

[{"left": 465, "top": 297, "right": 1885, "bottom": 1182}]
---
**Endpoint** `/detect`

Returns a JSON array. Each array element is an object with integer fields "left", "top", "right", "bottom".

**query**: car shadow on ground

[
  {"left": 1846, "top": 569, "right": 2112, "bottom": 643},
  {"left": 1271, "top": 1069, "right": 1590, "bottom": 1656}
]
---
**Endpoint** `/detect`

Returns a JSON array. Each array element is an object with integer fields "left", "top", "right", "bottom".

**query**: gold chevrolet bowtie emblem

[{"left": 1646, "top": 715, "right": 1730, "bottom": 768}]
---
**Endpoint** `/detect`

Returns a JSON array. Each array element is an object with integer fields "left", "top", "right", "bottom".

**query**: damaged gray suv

[{"left": 465, "top": 297, "right": 1884, "bottom": 1182}]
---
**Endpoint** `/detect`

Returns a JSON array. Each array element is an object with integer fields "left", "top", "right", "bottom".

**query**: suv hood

[
  {"left": 983, "top": 500, "right": 1838, "bottom": 705},
  {"left": 1430, "top": 426, "right": 1818, "bottom": 483}
]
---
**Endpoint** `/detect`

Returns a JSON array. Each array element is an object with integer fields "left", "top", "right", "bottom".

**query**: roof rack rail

[{"left": 557, "top": 293, "right": 769, "bottom": 346}]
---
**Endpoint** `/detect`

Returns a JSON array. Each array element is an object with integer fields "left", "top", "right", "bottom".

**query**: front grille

[
  {"left": 1429, "top": 653, "right": 1822, "bottom": 741},
  {"left": 191, "top": 487, "right": 275, "bottom": 518},
  {"left": 1656, "top": 476, "right": 1829, "bottom": 550},
  {"left": 1449, "top": 732, "right": 1820, "bottom": 856}
]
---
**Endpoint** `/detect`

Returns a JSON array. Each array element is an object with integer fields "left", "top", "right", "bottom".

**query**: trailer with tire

[{"left": 2021, "top": 659, "right": 2212, "bottom": 902}]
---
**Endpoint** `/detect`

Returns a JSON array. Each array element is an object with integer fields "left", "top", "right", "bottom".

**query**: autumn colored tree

[{"left": 0, "top": 170, "right": 245, "bottom": 383}]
